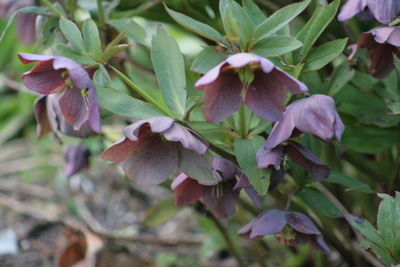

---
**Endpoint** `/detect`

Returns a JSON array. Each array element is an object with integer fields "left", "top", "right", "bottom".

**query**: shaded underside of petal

[
  {"left": 17, "top": 53, "right": 54, "bottom": 64},
  {"left": 256, "top": 145, "right": 283, "bottom": 169},
  {"left": 195, "top": 62, "right": 225, "bottom": 88},
  {"left": 269, "top": 168, "right": 286, "bottom": 191},
  {"left": 263, "top": 116, "right": 296, "bottom": 150},
  {"left": 53, "top": 57, "right": 91, "bottom": 89},
  {"left": 100, "top": 137, "right": 136, "bottom": 162},
  {"left": 173, "top": 176, "right": 204, "bottom": 206},
  {"left": 213, "top": 157, "right": 237, "bottom": 179},
  {"left": 202, "top": 181, "right": 239, "bottom": 218},
  {"left": 367, "top": 43, "right": 396, "bottom": 79},
  {"left": 34, "top": 96, "right": 51, "bottom": 138},
  {"left": 163, "top": 123, "right": 208, "bottom": 154},
  {"left": 124, "top": 117, "right": 174, "bottom": 141},
  {"left": 59, "top": 88, "right": 88, "bottom": 131},
  {"left": 272, "top": 68, "right": 308, "bottom": 94},
  {"left": 367, "top": 0, "right": 399, "bottom": 24},
  {"left": 88, "top": 85, "right": 101, "bottom": 133},
  {"left": 245, "top": 71, "right": 286, "bottom": 122},
  {"left": 121, "top": 136, "right": 179, "bottom": 186},
  {"left": 203, "top": 71, "right": 243, "bottom": 123},
  {"left": 243, "top": 209, "right": 288, "bottom": 239},
  {"left": 337, "top": 0, "right": 367, "bottom": 21},
  {"left": 286, "top": 211, "right": 322, "bottom": 235}
]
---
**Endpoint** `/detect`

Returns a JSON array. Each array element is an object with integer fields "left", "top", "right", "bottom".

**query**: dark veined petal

[
  {"left": 337, "top": 0, "right": 367, "bottom": 21},
  {"left": 171, "top": 173, "right": 204, "bottom": 206},
  {"left": 286, "top": 141, "right": 330, "bottom": 181},
  {"left": 202, "top": 181, "right": 239, "bottom": 218},
  {"left": 121, "top": 135, "right": 179, "bottom": 186},
  {"left": 59, "top": 87, "right": 88, "bottom": 131},
  {"left": 238, "top": 209, "right": 287, "bottom": 239},
  {"left": 163, "top": 123, "right": 208, "bottom": 154}
]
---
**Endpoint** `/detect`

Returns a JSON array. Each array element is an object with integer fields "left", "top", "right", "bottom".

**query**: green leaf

[
  {"left": 352, "top": 218, "right": 386, "bottom": 249},
  {"left": 387, "top": 102, "right": 400, "bottom": 114},
  {"left": 242, "top": 0, "right": 266, "bottom": 26},
  {"left": 82, "top": 19, "right": 102, "bottom": 59},
  {"left": 304, "top": 38, "right": 348, "bottom": 71},
  {"left": 0, "top": 6, "right": 49, "bottom": 43},
  {"left": 59, "top": 16, "right": 86, "bottom": 53},
  {"left": 35, "top": 17, "right": 59, "bottom": 52},
  {"left": 107, "top": 19, "right": 147, "bottom": 44},
  {"left": 295, "top": 187, "right": 342, "bottom": 218},
  {"left": 234, "top": 137, "right": 270, "bottom": 196},
  {"left": 142, "top": 198, "right": 181, "bottom": 227},
  {"left": 55, "top": 44, "right": 97, "bottom": 65},
  {"left": 254, "top": 0, "right": 310, "bottom": 40},
  {"left": 179, "top": 150, "right": 217, "bottom": 186},
  {"left": 362, "top": 242, "right": 396, "bottom": 266},
  {"left": 151, "top": 27, "right": 186, "bottom": 119},
  {"left": 377, "top": 193, "right": 400, "bottom": 260},
  {"left": 226, "top": 0, "right": 255, "bottom": 47},
  {"left": 253, "top": 36, "right": 302, "bottom": 57},
  {"left": 191, "top": 47, "right": 226, "bottom": 74},
  {"left": 325, "top": 171, "right": 374, "bottom": 193},
  {"left": 328, "top": 61, "right": 355, "bottom": 96},
  {"left": 165, "top": 6, "right": 227, "bottom": 45},
  {"left": 295, "top": 0, "right": 340, "bottom": 60}
]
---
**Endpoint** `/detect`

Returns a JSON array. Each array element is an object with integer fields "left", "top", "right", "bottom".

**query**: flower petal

[
  {"left": 272, "top": 68, "right": 308, "bottom": 94},
  {"left": 124, "top": 117, "right": 174, "bottom": 141},
  {"left": 202, "top": 181, "right": 239, "bottom": 218},
  {"left": 213, "top": 157, "right": 237, "bottom": 179},
  {"left": 87, "top": 85, "right": 101, "bottom": 133},
  {"left": 257, "top": 145, "right": 283, "bottom": 169},
  {"left": 262, "top": 115, "right": 296, "bottom": 150},
  {"left": 33, "top": 96, "right": 51, "bottom": 138},
  {"left": 53, "top": 57, "right": 91, "bottom": 89},
  {"left": 195, "top": 62, "right": 225, "bottom": 88},
  {"left": 286, "top": 211, "right": 321, "bottom": 235},
  {"left": 172, "top": 174, "right": 204, "bottom": 206},
  {"left": 366, "top": 0, "right": 400, "bottom": 24},
  {"left": 58, "top": 87, "right": 88, "bottom": 131},
  {"left": 337, "top": 0, "right": 367, "bottom": 21},
  {"left": 100, "top": 137, "right": 136, "bottom": 162},
  {"left": 163, "top": 123, "right": 208, "bottom": 154},
  {"left": 239, "top": 209, "right": 287, "bottom": 239},
  {"left": 63, "top": 144, "right": 90, "bottom": 177}
]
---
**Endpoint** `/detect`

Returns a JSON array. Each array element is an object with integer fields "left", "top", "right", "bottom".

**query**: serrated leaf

[
  {"left": 142, "top": 198, "right": 181, "bottom": 227},
  {"left": 151, "top": 27, "right": 186, "bottom": 119},
  {"left": 304, "top": 38, "right": 347, "bottom": 71},
  {"left": 165, "top": 5, "right": 227, "bottom": 45},
  {"left": 59, "top": 16, "right": 86, "bottom": 53},
  {"left": 191, "top": 46, "right": 226, "bottom": 74},
  {"left": 296, "top": 187, "right": 342, "bottom": 218},
  {"left": 234, "top": 137, "right": 270, "bottom": 196},
  {"left": 325, "top": 171, "right": 374, "bottom": 193},
  {"left": 253, "top": 36, "right": 302, "bottom": 57},
  {"left": 254, "top": 0, "right": 310, "bottom": 40},
  {"left": 82, "top": 19, "right": 102, "bottom": 59}
]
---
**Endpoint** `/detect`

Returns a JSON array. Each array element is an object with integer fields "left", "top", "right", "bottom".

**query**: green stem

[
  {"left": 96, "top": 0, "right": 106, "bottom": 28},
  {"left": 238, "top": 106, "right": 248, "bottom": 138},
  {"left": 109, "top": 65, "right": 176, "bottom": 118},
  {"left": 40, "top": 0, "right": 64, "bottom": 17}
]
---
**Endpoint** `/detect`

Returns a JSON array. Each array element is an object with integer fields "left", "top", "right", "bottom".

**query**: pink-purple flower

[
  {"left": 195, "top": 53, "right": 308, "bottom": 123},
  {"left": 100, "top": 117, "right": 213, "bottom": 186},
  {"left": 18, "top": 53, "right": 101, "bottom": 133},
  {"left": 63, "top": 144, "right": 90, "bottom": 177},
  {"left": 239, "top": 209, "right": 331, "bottom": 254}
]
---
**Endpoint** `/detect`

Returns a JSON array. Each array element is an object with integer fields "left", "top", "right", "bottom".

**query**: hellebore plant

[{"left": 63, "top": 144, "right": 90, "bottom": 177}]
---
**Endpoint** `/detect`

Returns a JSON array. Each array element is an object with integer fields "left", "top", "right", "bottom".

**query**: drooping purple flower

[
  {"left": 63, "top": 144, "right": 90, "bottom": 177},
  {"left": 100, "top": 117, "right": 214, "bottom": 186},
  {"left": 257, "top": 141, "right": 331, "bottom": 185},
  {"left": 338, "top": 0, "right": 400, "bottom": 25},
  {"left": 171, "top": 157, "right": 261, "bottom": 218},
  {"left": 34, "top": 95, "right": 97, "bottom": 139},
  {"left": 348, "top": 26, "right": 400, "bottom": 79},
  {"left": 195, "top": 53, "right": 308, "bottom": 123},
  {"left": 260, "top": 94, "right": 345, "bottom": 151},
  {"left": 18, "top": 53, "right": 101, "bottom": 132},
  {"left": 238, "top": 209, "right": 331, "bottom": 254}
]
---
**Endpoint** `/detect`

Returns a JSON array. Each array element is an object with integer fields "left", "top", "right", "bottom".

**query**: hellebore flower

[
  {"left": 238, "top": 209, "right": 331, "bottom": 254},
  {"left": 100, "top": 117, "right": 211, "bottom": 186},
  {"left": 63, "top": 144, "right": 90, "bottom": 177},
  {"left": 257, "top": 141, "right": 331, "bottom": 186},
  {"left": 171, "top": 157, "right": 261, "bottom": 218},
  {"left": 195, "top": 53, "right": 308, "bottom": 123},
  {"left": 0, "top": 0, "right": 36, "bottom": 45},
  {"left": 338, "top": 0, "right": 400, "bottom": 25},
  {"left": 34, "top": 95, "right": 97, "bottom": 139},
  {"left": 260, "top": 94, "right": 345, "bottom": 151},
  {"left": 348, "top": 26, "right": 400, "bottom": 79},
  {"left": 18, "top": 53, "right": 101, "bottom": 132}
]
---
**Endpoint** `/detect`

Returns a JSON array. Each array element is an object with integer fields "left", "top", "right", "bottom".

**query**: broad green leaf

[
  {"left": 328, "top": 61, "right": 355, "bottom": 96},
  {"left": 191, "top": 46, "right": 226, "bottom": 74},
  {"left": 165, "top": 6, "right": 227, "bottom": 45},
  {"left": 227, "top": 0, "right": 254, "bottom": 47},
  {"left": 142, "top": 198, "right": 181, "bottom": 227},
  {"left": 0, "top": 6, "right": 49, "bottom": 43},
  {"left": 82, "top": 19, "right": 102, "bottom": 59},
  {"left": 59, "top": 16, "right": 86, "bottom": 53},
  {"left": 254, "top": 0, "right": 310, "bottom": 40},
  {"left": 222, "top": 3, "right": 239, "bottom": 38},
  {"left": 151, "top": 27, "right": 186, "bottom": 119},
  {"left": 35, "top": 17, "right": 59, "bottom": 52},
  {"left": 296, "top": 187, "right": 342, "bottom": 218},
  {"left": 107, "top": 19, "right": 147, "bottom": 44},
  {"left": 362, "top": 242, "right": 396, "bottom": 266},
  {"left": 352, "top": 218, "right": 386, "bottom": 249},
  {"left": 253, "top": 36, "right": 302, "bottom": 57},
  {"left": 179, "top": 150, "right": 217, "bottom": 186},
  {"left": 295, "top": 0, "right": 340, "bottom": 60},
  {"left": 55, "top": 44, "right": 97, "bottom": 65},
  {"left": 234, "top": 137, "right": 270, "bottom": 196},
  {"left": 304, "top": 38, "right": 348, "bottom": 71},
  {"left": 325, "top": 171, "right": 374, "bottom": 193},
  {"left": 242, "top": 0, "right": 266, "bottom": 26},
  {"left": 377, "top": 193, "right": 400, "bottom": 260}
]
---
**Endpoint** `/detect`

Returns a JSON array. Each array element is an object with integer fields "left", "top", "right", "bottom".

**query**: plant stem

[
  {"left": 96, "top": 0, "right": 105, "bottom": 28},
  {"left": 238, "top": 106, "right": 248, "bottom": 138},
  {"left": 109, "top": 65, "right": 176, "bottom": 118},
  {"left": 40, "top": 0, "right": 64, "bottom": 17}
]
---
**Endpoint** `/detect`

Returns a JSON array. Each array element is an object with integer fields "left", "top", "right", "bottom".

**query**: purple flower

[
  {"left": 257, "top": 141, "right": 331, "bottom": 184},
  {"left": 338, "top": 0, "right": 400, "bottom": 25},
  {"left": 18, "top": 53, "right": 101, "bottom": 133},
  {"left": 260, "top": 94, "right": 345, "bottom": 151},
  {"left": 348, "top": 26, "right": 400, "bottom": 79},
  {"left": 34, "top": 95, "right": 97, "bottom": 139},
  {"left": 238, "top": 209, "right": 331, "bottom": 254},
  {"left": 171, "top": 157, "right": 261, "bottom": 218},
  {"left": 195, "top": 53, "right": 308, "bottom": 123},
  {"left": 100, "top": 117, "right": 212, "bottom": 186},
  {"left": 63, "top": 144, "right": 90, "bottom": 177}
]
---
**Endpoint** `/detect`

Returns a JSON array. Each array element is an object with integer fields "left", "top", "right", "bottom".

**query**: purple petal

[
  {"left": 366, "top": 0, "right": 399, "bottom": 24},
  {"left": 121, "top": 135, "right": 179, "bottom": 186},
  {"left": 195, "top": 62, "right": 225, "bottom": 88},
  {"left": 269, "top": 168, "right": 286, "bottom": 191},
  {"left": 16, "top": 13, "right": 36, "bottom": 46},
  {"left": 100, "top": 137, "right": 136, "bottom": 162},
  {"left": 286, "top": 211, "right": 322, "bottom": 235},
  {"left": 337, "top": 0, "right": 367, "bottom": 21},
  {"left": 245, "top": 70, "right": 286, "bottom": 122},
  {"left": 202, "top": 181, "right": 239, "bottom": 218},
  {"left": 124, "top": 117, "right": 174, "bottom": 141},
  {"left": 33, "top": 96, "right": 51, "bottom": 138},
  {"left": 286, "top": 141, "right": 331, "bottom": 181},
  {"left": 163, "top": 123, "right": 208, "bottom": 154},
  {"left": 263, "top": 112, "right": 296, "bottom": 150},
  {"left": 53, "top": 57, "right": 91, "bottom": 89},
  {"left": 272, "top": 68, "right": 308, "bottom": 94},
  {"left": 257, "top": 144, "right": 284, "bottom": 169},
  {"left": 59, "top": 88, "right": 88, "bottom": 131},
  {"left": 18, "top": 53, "right": 54, "bottom": 64},
  {"left": 87, "top": 84, "right": 101, "bottom": 133},
  {"left": 239, "top": 209, "right": 287, "bottom": 239},
  {"left": 213, "top": 157, "right": 237, "bottom": 179},
  {"left": 370, "top": 27, "right": 397, "bottom": 44},
  {"left": 226, "top": 53, "right": 274, "bottom": 73},
  {"left": 366, "top": 43, "right": 396, "bottom": 79},
  {"left": 172, "top": 173, "right": 204, "bottom": 206},
  {"left": 63, "top": 144, "right": 90, "bottom": 177},
  {"left": 311, "top": 236, "right": 331, "bottom": 254},
  {"left": 234, "top": 174, "right": 262, "bottom": 209}
]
